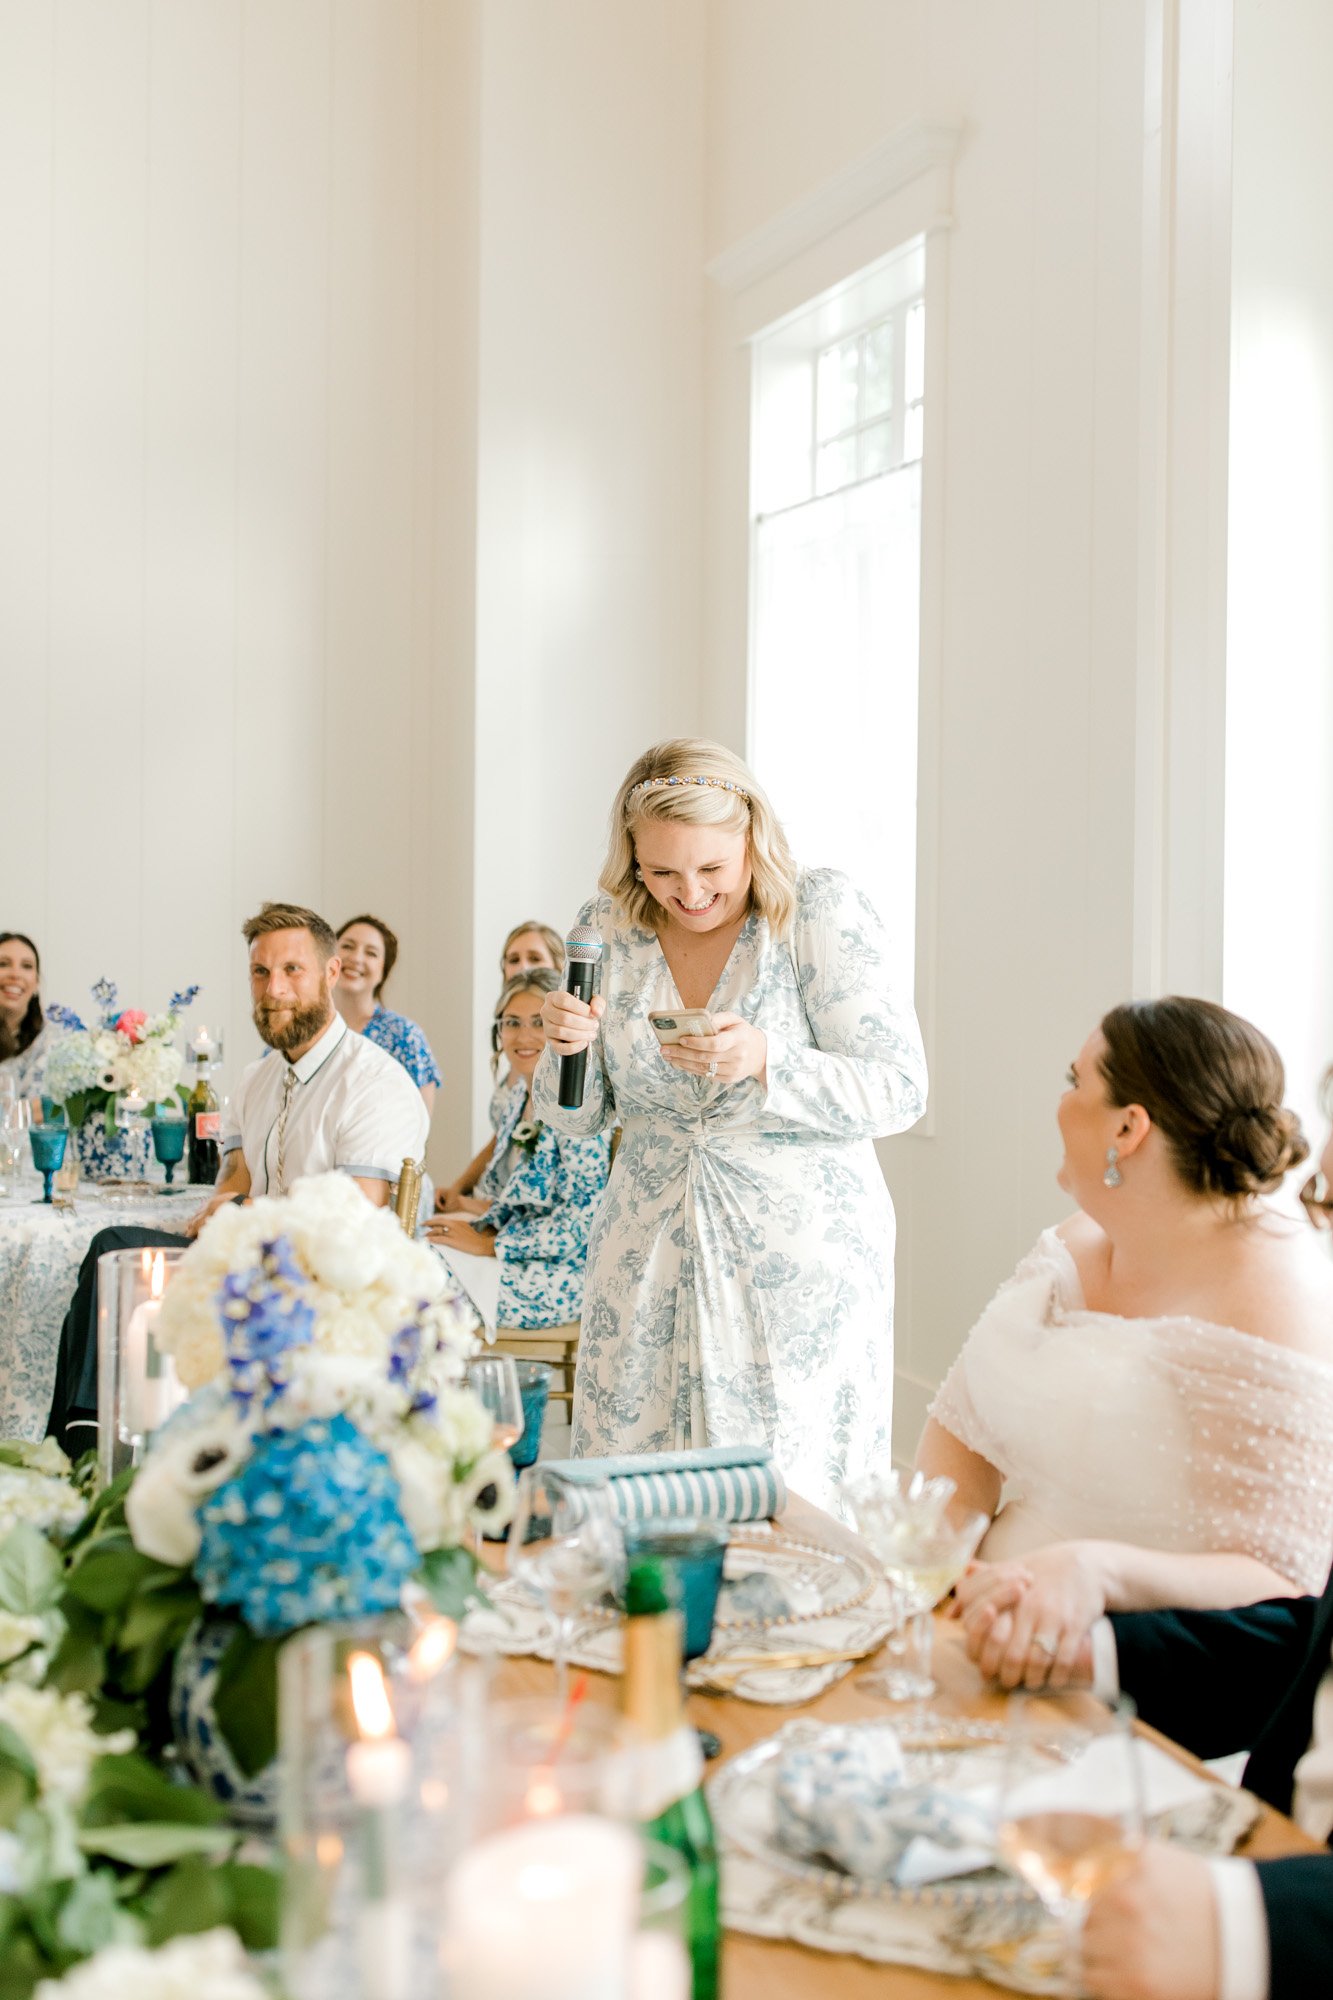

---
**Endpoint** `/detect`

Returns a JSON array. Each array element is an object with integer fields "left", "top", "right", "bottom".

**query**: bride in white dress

[{"left": 916, "top": 998, "right": 1333, "bottom": 1687}]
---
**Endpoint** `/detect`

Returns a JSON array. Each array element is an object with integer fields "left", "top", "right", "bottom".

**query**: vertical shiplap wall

[{"left": 0, "top": 0, "right": 479, "bottom": 1167}]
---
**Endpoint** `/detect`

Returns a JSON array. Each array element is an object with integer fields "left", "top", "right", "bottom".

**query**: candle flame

[
  {"left": 407, "top": 1617, "right": 456, "bottom": 1680},
  {"left": 348, "top": 1651, "right": 395, "bottom": 1741},
  {"left": 524, "top": 1773, "right": 563, "bottom": 1818},
  {"left": 149, "top": 1252, "right": 165, "bottom": 1302}
]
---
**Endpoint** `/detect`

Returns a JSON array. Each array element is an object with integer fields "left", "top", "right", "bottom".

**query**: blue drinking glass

[
  {"left": 29, "top": 1123, "right": 68, "bottom": 1204},
  {"left": 622, "top": 1522, "right": 729, "bottom": 1664},
  {"left": 150, "top": 1114, "right": 187, "bottom": 1187},
  {"left": 509, "top": 1362, "right": 552, "bottom": 1471}
]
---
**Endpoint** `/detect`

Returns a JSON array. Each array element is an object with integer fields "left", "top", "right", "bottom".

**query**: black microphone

[{"left": 558, "top": 925, "right": 603, "bottom": 1109}]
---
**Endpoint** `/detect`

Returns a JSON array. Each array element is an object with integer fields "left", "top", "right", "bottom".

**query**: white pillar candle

[
  {"left": 122, "top": 1257, "right": 187, "bottom": 1438},
  {"left": 628, "top": 1931, "right": 691, "bottom": 2000},
  {"left": 346, "top": 1654, "right": 413, "bottom": 2000},
  {"left": 442, "top": 1815, "right": 641, "bottom": 2000}
]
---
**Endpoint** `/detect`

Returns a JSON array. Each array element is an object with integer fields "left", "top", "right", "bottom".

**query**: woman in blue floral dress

[
  {"left": 427, "top": 970, "right": 610, "bottom": 1329},
  {"left": 536, "top": 740, "right": 927, "bottom": 1508},
  {"left": 335, "top": 915, "right": 442, "bottom": 1110}
]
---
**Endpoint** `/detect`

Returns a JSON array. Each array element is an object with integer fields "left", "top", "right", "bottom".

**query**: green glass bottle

[{"left": 621, "top": 1558, "right": 721, "bottom": 2000}]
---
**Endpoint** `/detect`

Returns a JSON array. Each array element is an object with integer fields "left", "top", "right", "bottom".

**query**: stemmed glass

[
  {"left": 0, "top": 1098, "right": 27, "bottom": 1198},
  {"left": 997, "top": 1692, "right": 1144, "bottom": 1995},
  {"left": 507, "top": 1467, "right": 624, "bottom": 1699},
  {"left": 842, "top": 1469, "right": 988, "bottom": 1703},
  {"left": 150, "top": 1109, "right": 187, "bottom": 1187},
  {"left": 465, "top": 1354, "right": 525, "bottom": 1454},
  {"left": 29, "top": 1121, "right": 68, "bottom": 1204}
]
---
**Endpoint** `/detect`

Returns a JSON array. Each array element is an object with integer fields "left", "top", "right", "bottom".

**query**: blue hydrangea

[
  {"left": 195, "top": 1415, "right": 419, "bottom": 1636},
  {"left": 217, "top": 1237, "right": 315, "bottom": 1410}
]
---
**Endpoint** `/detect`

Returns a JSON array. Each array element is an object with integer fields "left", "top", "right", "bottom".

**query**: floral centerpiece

[
  {"left": 44, "top": 982, "right": 201, "bottom": 1179},
  {"left": 0, "top": 1451, "right": 279, "bottom": 1997},
  {"left": 79, "top": 1173, "right": 510, "bottom": 1804}
]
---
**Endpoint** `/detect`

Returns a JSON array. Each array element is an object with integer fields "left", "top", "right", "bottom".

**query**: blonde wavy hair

[{"left": 600, "top": 739, "right": 798, "bottom": 937}]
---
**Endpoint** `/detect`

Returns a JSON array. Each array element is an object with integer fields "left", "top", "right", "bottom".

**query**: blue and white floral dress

[
  {"left": 475, "top": 1081, "right": 610, "bottom": 1328},
  {"left": 361, "top": 1005, "right": 442, "bottom": 1093},
  {"left": 0, "top": 1022, "right": 58, "bottom": 1102},
  {"left": 533, "top": 867, "right": 927, "bottom": 1508}
]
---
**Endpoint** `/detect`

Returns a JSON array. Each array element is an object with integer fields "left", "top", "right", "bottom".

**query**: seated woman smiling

[
  {"left": 425, "top": 969, "right": 610, "bottom": 1332},
  {"left": 916, "top": 996, "right": 1333, "bottom": 1689}
]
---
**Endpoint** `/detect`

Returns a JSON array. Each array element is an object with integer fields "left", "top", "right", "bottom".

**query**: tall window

[{"left": 749, "top": 242, "right": 925, "bottom": 995}]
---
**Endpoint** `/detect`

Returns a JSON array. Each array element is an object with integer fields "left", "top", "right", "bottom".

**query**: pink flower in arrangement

[{"left": 114, "top": 1009, "right": 148, "bottom": 1043}]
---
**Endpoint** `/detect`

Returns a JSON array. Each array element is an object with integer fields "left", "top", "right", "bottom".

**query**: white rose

[{"left": 125, "top": 1412, "right": 251, "bottom": 1566}]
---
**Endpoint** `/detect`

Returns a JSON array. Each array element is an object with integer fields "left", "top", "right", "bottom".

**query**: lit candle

[
  {"left": 120, "top": 1086, "right": 147, "bottom": 1122},
  {"left": 189, "top": 1025, "right": 215, "bottom": 1058},
  {"left": 346, "top": 1653, "right": 413, "bottom": 2000},
  {"left": 122, "top": 1252, "right": 187, "bottom": 1438},
  {"left": 442, "top": 1816, "right": 641, "bottom": 2000},
  {"left": 629, "top": 1931, "right": 691, "bottom": 2000}
]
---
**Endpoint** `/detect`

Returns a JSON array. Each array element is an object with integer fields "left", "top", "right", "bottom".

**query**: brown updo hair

[
  {"left": 336, "top": 914, "right": 398, "bottom": 1001},
  {"left": 1099, "top": 997, "right": 1308, "bottom": 1198}
]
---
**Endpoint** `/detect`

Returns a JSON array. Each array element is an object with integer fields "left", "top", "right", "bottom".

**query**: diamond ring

[
  {"left": 707, "top": 1059, "right": 718, "bottom": 1077},
  {"left": 1031, "top": 1632, "right": 1059, "bottom": 1657}
]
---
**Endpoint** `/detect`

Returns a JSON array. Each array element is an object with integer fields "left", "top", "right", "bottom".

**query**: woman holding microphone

[{"left": 535, "top": 739, "right": 927, "bottom": 1507}]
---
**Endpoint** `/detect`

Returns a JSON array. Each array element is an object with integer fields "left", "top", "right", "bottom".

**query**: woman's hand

[
  {"left": 955, "top": 1544, "right": 1109, "bottom": 1689},
  {"left": 661, "top": 1012, "right": 767, "bottom": 1086},
  {"left": 435, "top": 1184, "right": 490, "bottom": 1216},
  {"left": 424, "top": 1215, "right": 497, "bottom": 1258},
  {"left": 541, "top": 989, "right": 604, "bottom": 1056}
]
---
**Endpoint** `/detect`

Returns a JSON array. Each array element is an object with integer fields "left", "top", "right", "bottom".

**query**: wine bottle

[
  {"left": 186, "top": 1051, "right": 220, "bottom": 1184},
  {"left": 621, "top": 1558, "right": 721, "bottom": 2000}
]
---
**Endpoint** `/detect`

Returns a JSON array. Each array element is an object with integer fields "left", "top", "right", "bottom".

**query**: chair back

[{"left": 393, "top": 1157, "right": 424, "bottom": 1235}]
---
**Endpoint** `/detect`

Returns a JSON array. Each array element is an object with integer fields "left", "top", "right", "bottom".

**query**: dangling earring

[{"left": 1103, "top": 1147, "right": 1122, "bottom": 1189}]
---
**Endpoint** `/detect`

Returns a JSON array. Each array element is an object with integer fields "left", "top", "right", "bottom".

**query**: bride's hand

[{"left": 959, "top": 1544, "right": 1107, "bottom": 1689}]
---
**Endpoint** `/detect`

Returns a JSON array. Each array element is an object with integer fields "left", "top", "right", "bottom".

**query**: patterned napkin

[{"left": 542, "top": 1444, "right": 786, "bottom": 1525}]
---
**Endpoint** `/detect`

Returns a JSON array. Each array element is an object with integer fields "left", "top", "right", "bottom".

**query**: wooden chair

[{"left": 493, "top": 1321, "right": 580, "bottom": 1408}]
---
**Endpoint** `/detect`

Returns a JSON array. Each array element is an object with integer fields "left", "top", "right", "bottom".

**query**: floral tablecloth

[{"left": 0, "top": 1180, "right": 206, "bottom": 1438}]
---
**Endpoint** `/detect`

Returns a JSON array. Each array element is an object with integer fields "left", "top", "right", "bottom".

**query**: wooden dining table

[{"left": 488, "top": 1495, "right": 1319, "bottom": 1998}]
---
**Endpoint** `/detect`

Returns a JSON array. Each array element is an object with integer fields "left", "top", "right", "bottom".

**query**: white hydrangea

[
  {"left": 43, "top": 1035, "right": 103, "bottom": 1102},
  {"left": 0, "top": 1462, "right": 85, "bottom": 1542},
  {"left": 0, "top": 1611, "right": 47, "bottom": 1668},
  {"left": 155, "top": 1172, "right": 477, "bottom": 1394},
  {"left": 34, "top": 1928, "right": 265, "bottom": 2000},
  {"left": 0, "top": 1686, "right": 134, "bottom": 1806}
]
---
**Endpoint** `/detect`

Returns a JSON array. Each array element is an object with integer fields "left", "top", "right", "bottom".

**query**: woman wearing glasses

[
  {"left": 426, "top": 969, "right": 610, "bottom": 1332},
  {"left": 916, "top": 1000, "right": 1333, "bottom": 1691}
]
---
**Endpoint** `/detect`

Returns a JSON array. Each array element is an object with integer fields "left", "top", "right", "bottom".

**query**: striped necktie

[{"left": 274, "top": 1065, "right": 297, "bottom": 1194}]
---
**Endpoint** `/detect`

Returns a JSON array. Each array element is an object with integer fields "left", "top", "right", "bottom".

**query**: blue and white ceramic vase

[
  {"left": 169, "top": 1614, "right": 280, "bottom": 1826},
  {"left": 72, "top": 1115, "right": 153, "bottom": 1181}
]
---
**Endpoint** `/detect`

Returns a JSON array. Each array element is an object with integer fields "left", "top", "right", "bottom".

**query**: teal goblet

[
  {"left": 29, "top": 1124, "right": 68, "bottom": 1204},
  {"left": 622, "top": 1521, "right": 729, "bottom": 1760},
  {"left": 150, "top": 1114, "right": 187, "bottom": 1187}
]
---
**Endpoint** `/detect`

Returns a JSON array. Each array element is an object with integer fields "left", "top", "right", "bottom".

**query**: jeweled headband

[{"left": 626, "top": 775, "right": 750, "bottom": 803}]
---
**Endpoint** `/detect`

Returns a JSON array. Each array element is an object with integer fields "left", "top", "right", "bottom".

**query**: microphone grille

[{"left": 565, "top": 925, "right": 603, "bottom": 964}]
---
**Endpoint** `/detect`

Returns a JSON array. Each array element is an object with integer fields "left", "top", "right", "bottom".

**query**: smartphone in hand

[{"left": 648, "top": 1009, "right": 717, "bottom": 1046}]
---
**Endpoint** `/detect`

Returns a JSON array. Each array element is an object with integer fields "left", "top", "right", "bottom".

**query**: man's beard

[{"left": 253, "top": 995, "right": 332, "bottom": 1053}]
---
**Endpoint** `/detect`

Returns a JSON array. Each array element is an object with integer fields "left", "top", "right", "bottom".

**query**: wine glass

[
  {"left": 28, "top": 1121, "right": 68, "bottom": 1204},
  {"left": 465, "top": 1354, "right": 525, "bottom": 1454},
  {"left": 842, "top": 1469, "right": 988, "bottom": 1703},
  {"left": 0, "top": 1098, "right": 26, "bottom": 1197},
  {"left": 507, "top": 1466, "right": 624, "bottom": 1699},
  {"left": 997, "top": 1692, "right": 1144, "bottom": 1994}
]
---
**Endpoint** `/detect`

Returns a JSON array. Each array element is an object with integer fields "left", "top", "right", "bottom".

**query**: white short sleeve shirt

[{"left": 222, "top": 1012, "right": 428, "bottom": 1194}]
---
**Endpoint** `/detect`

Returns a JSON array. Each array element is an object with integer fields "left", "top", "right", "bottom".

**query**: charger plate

[
  {"left": 461, "top": 1522, "right": 898, "bottom": 1703},
  {"left": 710, "top": 1713, "right": 1028, "bottom": 1912}
]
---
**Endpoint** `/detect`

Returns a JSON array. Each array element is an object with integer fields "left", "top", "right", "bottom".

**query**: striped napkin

[{"left": 543, "top": 1444, "right": 786, "bottom": 1524}]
